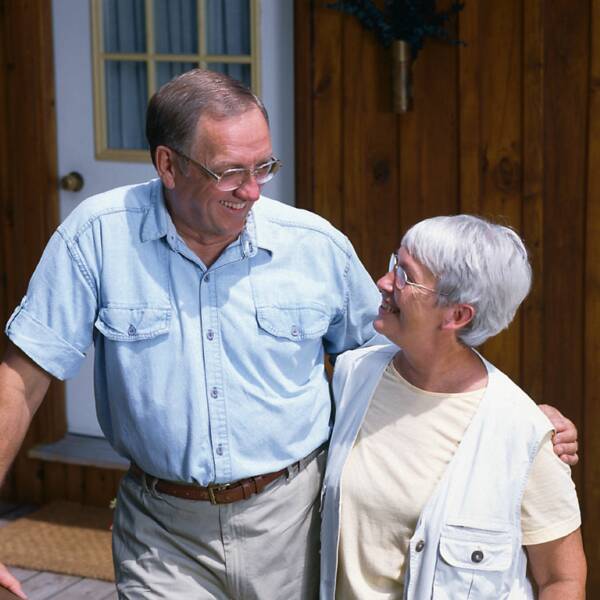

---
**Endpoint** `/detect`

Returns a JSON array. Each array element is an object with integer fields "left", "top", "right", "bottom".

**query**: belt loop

[
  {"left": 286, "top": 460, "right": 301, "bottom": 482},
  {"left": 141, "top": 472, "right": 159, "bottom": 497}
]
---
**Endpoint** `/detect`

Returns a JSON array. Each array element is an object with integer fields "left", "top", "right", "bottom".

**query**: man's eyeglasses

[
  {"left": 170, "top": 147, "right": 282, "bottom": 192},
  {"left": 388, "top": 253, "right": 440, "bottom": 294}
]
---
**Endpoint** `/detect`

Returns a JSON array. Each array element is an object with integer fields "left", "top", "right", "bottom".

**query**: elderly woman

[{"left": 321, "top": 215, "right": 586, "bottom": 599}]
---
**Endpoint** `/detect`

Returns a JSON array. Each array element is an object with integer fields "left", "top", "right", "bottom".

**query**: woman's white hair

[{"left": 401, "top": 215, "right": 532, "bottom": 347}]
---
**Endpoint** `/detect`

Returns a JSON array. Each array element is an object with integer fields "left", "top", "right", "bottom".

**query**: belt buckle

[{"left": 207, "top": 482, "right": 231, "bottom": 505}]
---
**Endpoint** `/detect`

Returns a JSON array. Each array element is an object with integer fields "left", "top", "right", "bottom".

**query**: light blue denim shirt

[{"left": 6, "top": 179, "right": 380, "bottom": 485}]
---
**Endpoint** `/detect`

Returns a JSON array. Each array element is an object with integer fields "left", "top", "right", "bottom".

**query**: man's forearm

[
  {"left": 0, "top": 386, "right": 38, "bottom": 485},
  {"left": 0, "top": 345, "right": 51, "bottom": 486}
]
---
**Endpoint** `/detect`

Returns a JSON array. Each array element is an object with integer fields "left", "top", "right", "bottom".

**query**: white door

[{"left": 52, "top": 0, "right": 294, "bottom": 437}]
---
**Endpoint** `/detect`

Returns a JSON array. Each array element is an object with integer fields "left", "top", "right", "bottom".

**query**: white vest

[{"left": 320, "top": 344, "right": 553, "bottom": 600}]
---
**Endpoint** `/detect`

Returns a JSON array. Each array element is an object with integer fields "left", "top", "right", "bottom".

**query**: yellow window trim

[{"left": 91, "top": 0, "right": 261, "bottom": 163}]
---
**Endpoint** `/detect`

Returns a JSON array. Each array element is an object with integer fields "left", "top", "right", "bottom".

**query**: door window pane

[
  {"left": 207, "top": 63, "right": 251, "bottom": 89},
  {"left": 103, "top": 0, "right": 146, "bottom": 53},
  {"left": 154, "top": 0, "right": 198, "bottom": 54},
  {"left": 156, "top": 62, "right": 199, "bottom": 88},
  {"left": 206, "top": 0, "right": 251, "bottom": 55},
  {"left": 105, "top": 61, "right": 148, "bottom": 150},
  {"left": 94, "top": 0, "right": 258, "bottom": 160}
]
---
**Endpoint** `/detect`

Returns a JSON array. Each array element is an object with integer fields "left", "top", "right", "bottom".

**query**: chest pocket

[
  {"left": 256, "top": 306, "right": 330, "bottom": 341},
  {"left": 95, "top": 306, "right": 171, "bottom": 341},
  {"left": 433, "top": 524, "right": 514, "bottom": 599}
]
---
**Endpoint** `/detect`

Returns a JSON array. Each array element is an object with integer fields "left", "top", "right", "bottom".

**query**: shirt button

[
  {"left": 205, "top": 274, "right": 210, "bottom": 282},
  {"left": 290, "top": 325, "right": 300, "bottom": 337},
  {"left": 415, "top": 540, "right": 425, "bottom": 552},
  {"left": 471, "top": 550, "right": 484, "bottom": 563},
  {"left": 207, "top": 329, "right": 214, "bottom": 341},
  {"left": 127, "top": 324, "right": 136, "bottom": 336},
  {"left": 216, "top": 444, "right": 223, "bottom": 456},
  {"left": 210, "top": 387, "right": 218, "bottom": 399}
]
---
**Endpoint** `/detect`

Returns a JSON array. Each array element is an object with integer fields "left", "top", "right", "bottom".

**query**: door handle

[{"left": 60, "top": 171, "right": 84, "bottom": 192}]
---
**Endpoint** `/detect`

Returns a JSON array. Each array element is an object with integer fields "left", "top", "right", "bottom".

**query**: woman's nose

[{"left": 377, "top": 271, "right": 395, "bottom": 293}]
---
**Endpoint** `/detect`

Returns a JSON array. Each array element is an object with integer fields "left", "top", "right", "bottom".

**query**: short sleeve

[
  {"left": 5, "top": 230, "right": 98, "bottom": 380},
  {"left": 324, "top": 238, "right": 381, "bottom": 357},
  {"left": 521, "top": 432, "right": 581, "bottom": 545}
]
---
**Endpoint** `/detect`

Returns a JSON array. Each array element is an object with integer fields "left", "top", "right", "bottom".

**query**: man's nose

[{"left": 233, "top": 174, "right": 261, "bottom": 202}]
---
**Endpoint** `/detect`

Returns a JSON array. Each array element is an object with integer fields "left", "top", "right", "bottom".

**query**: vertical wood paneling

[
  {"left": 520, "top": 0, "right": 545, "bottom": 404},
  {"left": 458, "top": 0, "right": 481, "bottom": 213},
  {"left": 296, "top": 3, "right": 600, "bottom": 591},
  {"left": 294, "top": 1, "right": 314, "bottom": 213},
  {"left": 462, "top": 1, "right": 524, "bottom": 381},
  {"left": 0, "top": 0, "right": 15, "bottom": 502},
  {"left": 542, "top": 1, "right": 588, "bottom": 494},
  {"left": 399, "top": 0, "right": 459, "bottom": 234},
  {"left": 84, "top": 468, "right": 121, "bottom": 508},
  {"left": 585, "top": 0, "right": 600, "bottom": 586},
  {"left": 66, "top": 465, "right": 85, "bottom": 504},
  {"left": 0, "top": 0, "right": 63, "bottom": 505},
  {"left": 341, "top": 15, "right": 398, "bottom": 279},
  {"left": 311, "top": 1, "right": 344, "bottom": 228}
]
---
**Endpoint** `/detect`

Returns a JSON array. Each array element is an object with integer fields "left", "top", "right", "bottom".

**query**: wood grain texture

[
  {"left": 520, "top": 0, "right": 545, "bottom": 406},
  {"left": 542, "top": 0, "right": 588, "bottom": 494},
  {"left": 0, "top": 0, "right": 15, "bottom": 503},
  {"left": 399, "top": 0, "right": 459, "bottom": 235},
  {"left": 461, "top": 0, "right": 524, "bottom": 380},
  {"left": 296, "top": 1, "right": 598, "bottom": 592},
  {"left": 311, "top": 1, "right": 344, "bottom": 229},
  {"left": 585, "top": 0, "right": 600, "bottom": 589},
  {"left": 294, "top": 0, "right": 314, "bottom": 212}
]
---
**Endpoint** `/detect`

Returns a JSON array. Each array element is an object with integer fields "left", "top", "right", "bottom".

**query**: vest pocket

[{"left": 433, "top": 524, "right": 513, "bottom": 599}]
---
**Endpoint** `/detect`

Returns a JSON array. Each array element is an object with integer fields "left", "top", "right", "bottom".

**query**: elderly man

[{"left": 0, "top": 70, "right": 577, "bottom": 599}]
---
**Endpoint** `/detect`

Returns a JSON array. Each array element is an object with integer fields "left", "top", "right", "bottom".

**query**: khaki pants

[{"left": 112, "top": 452, "right": 325, "bottom": 599}]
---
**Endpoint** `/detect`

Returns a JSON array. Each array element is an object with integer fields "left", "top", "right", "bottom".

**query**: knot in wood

[
  {"left": 493, "top": 156, "right": 521, "bottom": 193},
  {"left": 372, "top": 159, "right": 390, "bottom": 185}
]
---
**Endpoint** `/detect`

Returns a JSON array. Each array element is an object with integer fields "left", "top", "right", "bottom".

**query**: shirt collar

[
  {"left": 140, "top": 179, "right": 170, "bottom": 242},
  {"left": 140, "top": 184, "right": 276, "bottom": 256},
  {"left": 247, "top": 196, "right": 276, "bottom": 254}
]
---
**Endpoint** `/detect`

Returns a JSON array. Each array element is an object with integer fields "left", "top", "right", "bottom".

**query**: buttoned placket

[
  {"left": 199, "top": 264, "right": 232, "bottom": 481},
  {"left": 199, "top": 239, "right": 256, "bottom": 482},
  {"left": 164, "top": 223, "right": 236, "bottom": 481},
  {"left": 163, "top": 212, "right": 259, "bottom": 483}
]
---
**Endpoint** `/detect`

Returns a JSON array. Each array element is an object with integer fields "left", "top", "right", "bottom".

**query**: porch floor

[{"left": 0, "top": 503, "right": 117, "bottom": 600}]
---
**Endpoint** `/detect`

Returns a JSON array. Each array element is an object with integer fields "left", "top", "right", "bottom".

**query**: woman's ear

[
  {"left": 155, "top": 146, "right": 177, "bottom": 189},
  {"left": 441, "top": 303, "right": 475, "bottom": 332}
]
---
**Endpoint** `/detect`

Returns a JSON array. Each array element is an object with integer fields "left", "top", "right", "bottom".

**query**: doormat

[{"left": 0, "top": 501, "right": 114, "bottom": 581}]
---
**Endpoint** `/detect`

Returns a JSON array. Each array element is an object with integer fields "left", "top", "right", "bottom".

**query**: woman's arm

[{"left": 526, "top": 529, "right": 586, "bottom": 599}]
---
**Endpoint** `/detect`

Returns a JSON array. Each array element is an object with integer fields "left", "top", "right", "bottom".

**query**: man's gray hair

[
  {"left": 401, "top": 215, "right": 532, "bottom": 347},
  {"left": 146, "top": 68, "right": 269, "bottom": 166}
]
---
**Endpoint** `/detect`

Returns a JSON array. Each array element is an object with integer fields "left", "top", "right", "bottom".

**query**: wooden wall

[
  {"left": 0, "top": 0, "right": 122, "bottom": 508},
  {"left": 296, "top": 0, "right": 599, "bottom": 590}
]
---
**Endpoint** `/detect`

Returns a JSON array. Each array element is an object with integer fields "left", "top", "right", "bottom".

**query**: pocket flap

[
  {"left": 439, "top": 533, "right": 513, "bottom": 572},
  {"left": 95, "top": 306, "right": 171, "bottom": 341},
  {"left": 256, "top": 306, "right": 329, "bottom": 340}
]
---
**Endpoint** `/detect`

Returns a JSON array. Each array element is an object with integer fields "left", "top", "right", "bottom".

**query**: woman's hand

[{"left": 539, "top": 405, "right": 579, "bottom": 466}]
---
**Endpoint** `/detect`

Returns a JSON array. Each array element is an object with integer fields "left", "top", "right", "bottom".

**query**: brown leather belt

[{"left": 129, "top": 444, "right": 326, "bottom": 505}]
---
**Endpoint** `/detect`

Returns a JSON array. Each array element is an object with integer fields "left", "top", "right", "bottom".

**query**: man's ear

[
  {"left": 155, "top": 146, "right": 177, "bottom": 189},
  {"left": 441, "top": 303, "right": 475, "bottom": 332}
]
